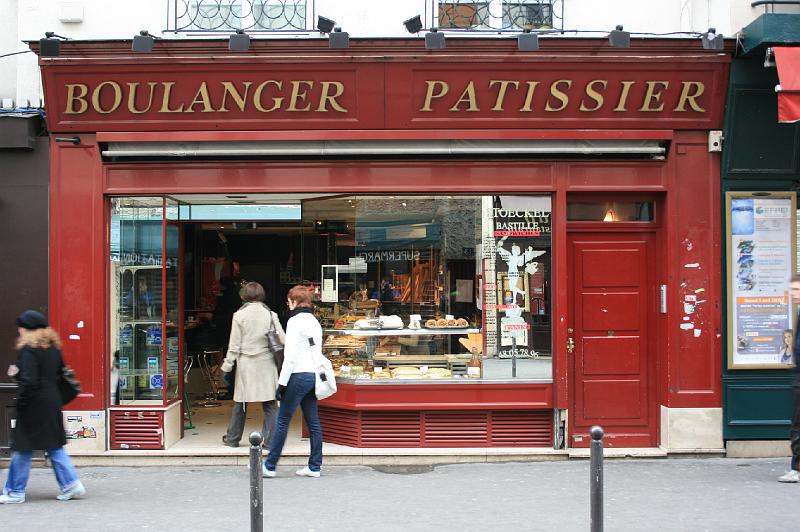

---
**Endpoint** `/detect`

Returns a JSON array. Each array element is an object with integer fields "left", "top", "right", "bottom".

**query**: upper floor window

[
  {"left": 179, "top": 0, "right": 308, "bottom": 32},
  {"left": 438, "top": 0, "right": 554, "bottom": 31}
]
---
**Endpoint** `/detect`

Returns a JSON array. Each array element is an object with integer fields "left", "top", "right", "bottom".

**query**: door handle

[{"left": 567, "top": 336, "right": 575, "bottom": 354}]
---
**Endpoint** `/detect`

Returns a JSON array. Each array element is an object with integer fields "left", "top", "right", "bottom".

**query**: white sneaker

[
  {"left": 778, "top": 470, "right": 800, "bottom": 483},
  {"left": 0, "top": 493, "right": 25, "bottom": 504},
  {"left": 57, "top": 481, "right": 86, "bottom": 501},
  {"left": 262, "top": 465, "right": 276, "bottom": 478},
  {"left": 295, "top": 466, "right": 320, "bottom": 478}
]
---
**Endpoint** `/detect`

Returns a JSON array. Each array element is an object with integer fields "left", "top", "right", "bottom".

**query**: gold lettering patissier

[
  {"left": 62, "top": 79, "right": 349, "bottom": 115},
  {"left": 418, "top": 78, "right": 707, "bottom": 115}
]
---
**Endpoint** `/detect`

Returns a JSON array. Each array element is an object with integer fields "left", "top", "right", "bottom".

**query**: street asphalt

[{"left": 0, "top": 456, "right": 797, "bottom": 531}]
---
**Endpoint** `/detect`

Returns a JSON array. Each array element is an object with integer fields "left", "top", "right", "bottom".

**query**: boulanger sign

[{"left": 38, "top": 52, "right": 728, "bottom": 132}]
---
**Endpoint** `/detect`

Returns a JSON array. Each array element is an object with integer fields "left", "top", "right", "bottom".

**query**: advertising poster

[
  {"left": 728, "top": 193, "right": 796, "bottom": 368},
  {"left": 492, "top": 200, "right": 551, "bottom": 358}
]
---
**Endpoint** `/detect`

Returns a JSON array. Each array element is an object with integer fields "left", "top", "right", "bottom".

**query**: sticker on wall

[
  {"left": 150, "top": 373, "right": 164, "bottom": 389},
  {"left": 694, "top": 329, "right": 702, "bottom": 337},
  {"left": 680, "top": 323, "right": 695, "bottom": 330},
  {"left": 65, "top": 425, "right": 97, "bottom": 440}
]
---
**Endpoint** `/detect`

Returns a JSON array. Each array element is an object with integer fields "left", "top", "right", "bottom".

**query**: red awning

[{"left": 774, "top": 47, "right": 800, "bottom": 123}]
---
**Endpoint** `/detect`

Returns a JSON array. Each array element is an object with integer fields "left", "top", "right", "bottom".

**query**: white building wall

[{"left": 1, "top": 1, "right": 799, "bottom": 108}]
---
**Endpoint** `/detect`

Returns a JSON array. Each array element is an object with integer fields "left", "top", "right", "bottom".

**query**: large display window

[
  {"left": 107, "top": 193, "right": 552, "bottom": 401},
  {"left": 303, "top": 194, "right": 553, "bottom": 382}
]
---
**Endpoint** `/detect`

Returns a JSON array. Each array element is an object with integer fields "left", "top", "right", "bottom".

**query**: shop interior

[{"left": 108, "top": 194, "right": 554, "bottom": 447}]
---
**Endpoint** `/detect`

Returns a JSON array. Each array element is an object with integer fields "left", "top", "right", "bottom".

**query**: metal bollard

[
  {"left": 249, "top": 431, "right": 264, "bottom": 532},
  {"left": 589, "top": 426, "right": 604, "bottom": 532}
]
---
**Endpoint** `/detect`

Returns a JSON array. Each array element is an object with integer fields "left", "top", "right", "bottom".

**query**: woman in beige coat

[{"left": 220, "top": 282, "right": 284, "bottom": 448}]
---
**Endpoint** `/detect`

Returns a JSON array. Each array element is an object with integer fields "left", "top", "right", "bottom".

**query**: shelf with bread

[{"left": 324, "top": 327, "right": 480, "bottom": 337}]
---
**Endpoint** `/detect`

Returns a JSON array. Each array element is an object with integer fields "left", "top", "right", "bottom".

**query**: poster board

[{"left": 726, "top": 192, "right": 796, "bottom": 369}]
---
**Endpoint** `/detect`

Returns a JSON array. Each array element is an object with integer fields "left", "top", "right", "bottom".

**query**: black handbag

[
  {"left": 266, "top": 311, "right": 285, "bottom": 372},
  {"left": 58, "top": 365, "right": 81, "bottom": 404}
]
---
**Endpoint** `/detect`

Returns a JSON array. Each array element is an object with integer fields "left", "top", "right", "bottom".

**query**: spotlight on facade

[
  {"left": 702, "top": 28, "right": 724, "bottom": 50},
  {"left": 132, "top": 30, "right": 155, "bottom": 53},
  {"left": 608, "top": 25, "right": 630, "bottom": 48},
  {"left": 425, "top": 28, "right": 445, "bottom": 50},
  {"left": 518, "top": 29, "right": 539, "bottom": 51},
  {"left": 317, "top": 16, "right": 336, "bottom": 34},
  {"left": 39, "top": 32, "right": 66, "bottom": 57},
  {"left": 329, "top": 27, "right": 350, "bottom": 49},
  {"left": 229, "top": 29, "right": 250, "bottom": 51},
  {"left": 404, "top": 15, "right": 423, "bottom": 34}
]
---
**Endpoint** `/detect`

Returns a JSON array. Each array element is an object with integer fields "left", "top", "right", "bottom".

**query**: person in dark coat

[{"left": 0, "top": 310, "right": 86, "bottom": 504}]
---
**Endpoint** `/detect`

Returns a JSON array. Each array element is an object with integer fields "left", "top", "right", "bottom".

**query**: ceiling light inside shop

[{"left": 603, "top": 209, "right": 616, "bottom": 222}]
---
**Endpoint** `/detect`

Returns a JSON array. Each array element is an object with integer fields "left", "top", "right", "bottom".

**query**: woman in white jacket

[
  {"left": 220, "top": 282, "right": 284, "bottom": 448},
  {"left": 263, "top": 285, "right": 323, "bottom": 478}
]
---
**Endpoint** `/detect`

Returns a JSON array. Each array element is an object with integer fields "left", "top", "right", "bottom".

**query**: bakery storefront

[{"left": 35, "top": 37, "right": 729, "bottom": 452}]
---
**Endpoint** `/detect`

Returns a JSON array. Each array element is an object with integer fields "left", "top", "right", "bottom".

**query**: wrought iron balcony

[
  {"left": 166, "top": 0, "right": 563, "bottom": 34},
  {"left": 168, "top": 0, "right": 312, "bottom": 33},
  {"left": 437, "top": 1, "right": 562, "bottom": 32}
]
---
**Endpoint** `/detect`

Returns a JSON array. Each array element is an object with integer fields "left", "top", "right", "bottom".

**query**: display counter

[{"left": 317, "top": 326, "right": 554, "bottom": 447}]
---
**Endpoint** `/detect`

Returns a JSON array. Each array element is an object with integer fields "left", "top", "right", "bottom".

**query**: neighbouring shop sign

[{"left": 727, "top": 192, "right": 797, "bottom": 369}]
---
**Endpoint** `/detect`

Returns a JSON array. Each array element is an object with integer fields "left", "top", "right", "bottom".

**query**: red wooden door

[{"left": 568, "top": 233, "right": 657, "bottom": 448}]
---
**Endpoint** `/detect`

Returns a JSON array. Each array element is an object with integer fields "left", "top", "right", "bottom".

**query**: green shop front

[{"left": 722, "top": 12, "right": 800, "bottom": 450}]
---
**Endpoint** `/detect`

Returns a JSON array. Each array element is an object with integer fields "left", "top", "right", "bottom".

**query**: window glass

[
  {"left": 308, "top": 195, "right": 553, "bottom": 382},
  {"left": 567, "top": 201, "right": 654, "bottom": 222},
  {"left": 110, "top": 197, "right": 166, "bottom": 405}
]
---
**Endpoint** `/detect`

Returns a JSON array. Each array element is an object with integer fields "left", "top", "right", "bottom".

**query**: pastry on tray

[
  {"left": 446, "top": 319, "right": 458, "bottom": 327},
  {"left": 425, "top": 319, "right": 438, "bottom": 328},
  {"left": 436, "top": 318, "right": 448, "bottom": 327},
  {"left": 455, "top": 318, "right": 469, "bottom": 327}
]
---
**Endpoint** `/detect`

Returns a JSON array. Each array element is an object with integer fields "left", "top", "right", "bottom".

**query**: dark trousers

[
  {"left": 225, "top": 401, "right": 277, "bottom": 446},
  {"left": 791, "top": 383, "right": 800, "bottom": 471},
  {"left": 265, "top": 373, "right": 322, "bottom": 472}
]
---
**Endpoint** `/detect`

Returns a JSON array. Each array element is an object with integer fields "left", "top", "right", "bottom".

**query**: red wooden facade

[{"left": 36, "top": 38, "right": 730, "bottom": 448}]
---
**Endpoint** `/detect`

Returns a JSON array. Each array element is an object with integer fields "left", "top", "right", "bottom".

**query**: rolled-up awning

[{"left": 774, "top": 47, "right": 800, "bottom": 123}]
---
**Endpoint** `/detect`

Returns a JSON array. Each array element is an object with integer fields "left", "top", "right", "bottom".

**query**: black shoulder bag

[
  {"left": 59, "top": 365, "right": 81, "bottom": 405},
  {"left": 265, "top": 311, "right": 285, "bottom": 372}
]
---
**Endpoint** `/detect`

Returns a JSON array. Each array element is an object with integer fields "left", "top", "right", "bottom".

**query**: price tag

[
  {"left": 420, "top": 365, "right": 429, "bottom": 373},
  {"left": 467, "top": 367, "right": 480, "bottom": 376},
  {"left": 445, "top": 315, "right": 454, "bottom": 320},
  {"left": 373, "top": 367, "right": 383, "bottom": 373}
]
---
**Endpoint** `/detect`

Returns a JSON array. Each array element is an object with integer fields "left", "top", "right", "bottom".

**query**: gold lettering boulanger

[{"left": 62, "top": 79, "right": 350, "bottom": 115}]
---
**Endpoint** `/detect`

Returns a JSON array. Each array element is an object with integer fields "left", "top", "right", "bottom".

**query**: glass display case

[{"left": 110, "top": 197, "right": 183, "bottom": 406}]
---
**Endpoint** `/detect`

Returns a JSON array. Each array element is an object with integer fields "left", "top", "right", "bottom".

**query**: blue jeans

[
  {"left": 265, "top": 373, "right": 323, "bottom": 472},
  {"left": 3, "top": 447, "right": 80, "bottom": 498}
]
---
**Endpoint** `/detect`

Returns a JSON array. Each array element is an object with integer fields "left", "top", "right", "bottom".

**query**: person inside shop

[
  {"left": 263, "top": 285, "right": 324, "bottom": 478},
  {"left": 219, "top": 282, "right": 283, "bottom": 448},
  {"left": 1, "top": 310, "right": 86, "bottom": 504},
  {"left": 136, "top": 277, "right": 156, "bottom": 319},
  {"left": 380, "top": 280, "right": 395, "bottom": 302},
  {"left": 779, "top": 274, "right": 800, "bottom": 483}
]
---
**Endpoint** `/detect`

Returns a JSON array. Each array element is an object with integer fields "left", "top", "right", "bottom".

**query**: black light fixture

[
  {"left": 229, "top": 29, "right": 250, "bottom": 51},
  {"left": 39, "top": 32, "right": 67, "bottom": 57},
  {"left": 403, "top": 15, "right": 423, "bottom": 34},
  {"left": 518, "top": 29, "right": 539, "bottom": 51},
  {"left": 317, "top": 16, "right": 336, "bottom": 34},
  {"left": 132, "top": 30, "right": 155, "bottom": 52},
  {"left": 702, "top": 27, "right": 724, "bottom": 50},
  {"left": 608, "top": 25, "right": 630, "bottom": 48},
  {"left": 425, "top": 28, "right": 445, "bottom": 50},
  {"left": 329, "top": 27, "right": 349, "bottom": 49}
]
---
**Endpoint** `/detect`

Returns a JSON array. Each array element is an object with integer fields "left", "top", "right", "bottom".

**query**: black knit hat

[{"left": 16, "top": 310, "right": 48, "bottom": 330}]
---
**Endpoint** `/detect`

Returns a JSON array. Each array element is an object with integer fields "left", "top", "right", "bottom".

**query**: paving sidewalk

[{"left": 0, "top": 457, "right": 796, "bottom": 531}]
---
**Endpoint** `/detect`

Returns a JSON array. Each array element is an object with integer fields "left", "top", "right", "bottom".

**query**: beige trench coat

[{"left": 221, "top": 302, "right": 285, "bottom": 403}]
